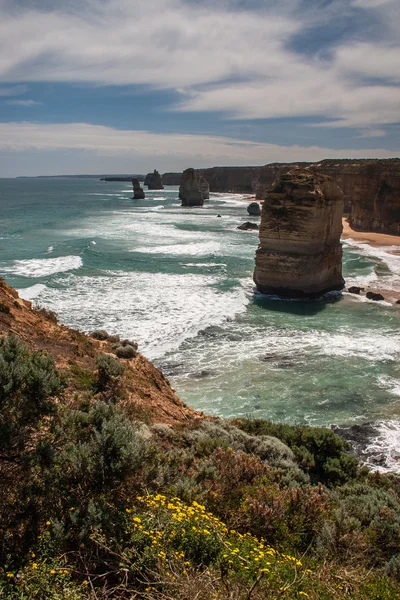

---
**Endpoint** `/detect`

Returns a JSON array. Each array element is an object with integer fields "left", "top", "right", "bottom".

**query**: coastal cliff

[
  {"left": 254, "top": 169, "right": 344, "bottom": 297},
  {"left": 199, "top": 166, "right": 262, "bottom": 193},
  {"left": 312, "top": 159, "right": 400, "bottom": 235}
]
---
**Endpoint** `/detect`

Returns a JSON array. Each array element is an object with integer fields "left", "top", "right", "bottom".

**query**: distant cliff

[
  {"left": 162, "top": 172, "right": 182, "bottom": 186},
  {"left": 198, "top": 159, "right": 399, "bottom": 235},
  {"left": 199, "top": 166, "right": 263, "bottom": 193},
  {"left": 310, "top": 159, "right": 400, "bottom": 235}
]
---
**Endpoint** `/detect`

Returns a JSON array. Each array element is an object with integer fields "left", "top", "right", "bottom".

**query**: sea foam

[{"left": 3, "top": 255, "right": 83, "bottom": 278}]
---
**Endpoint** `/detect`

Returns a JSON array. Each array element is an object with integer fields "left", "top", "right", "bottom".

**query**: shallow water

[{"left": 0, "top": 177, "right": 399, "bottom": 469}]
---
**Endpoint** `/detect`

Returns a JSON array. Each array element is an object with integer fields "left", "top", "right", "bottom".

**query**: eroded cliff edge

[
  {"left": 0, "top": 278, "right": 198, "bottom": 425},
  {"left": 254, "top": 169, "right": 344, "bottom": 297}
]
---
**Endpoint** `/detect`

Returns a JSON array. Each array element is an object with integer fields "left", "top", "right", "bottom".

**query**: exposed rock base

[{"left": 254, "top": 169, "right": 345, "bottom": 297}]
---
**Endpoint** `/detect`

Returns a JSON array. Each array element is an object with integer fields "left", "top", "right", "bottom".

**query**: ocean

[{"left": 1, "top": 177, "right": 399, "bottom": 471}]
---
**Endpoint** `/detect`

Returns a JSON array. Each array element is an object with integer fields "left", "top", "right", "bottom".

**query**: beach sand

[{"left": 342, "top": 219, "right": 400, "bottom": 248}]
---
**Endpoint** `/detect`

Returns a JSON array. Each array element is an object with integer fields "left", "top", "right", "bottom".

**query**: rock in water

[
  {"left": 132, "top": 178, "right": 145, "bottom": 199},
  {"left": 237, "top": 221, "right": 259, "bottom": 230},
  {"left": 247, "top": 202, "right": 261, "bottom": 216},
  {"left": 254, "top": 169, "right": 344, "bottom": 297},
  {"left": 144, "top": 170, "right": 164, "bottom": 190},
  {"left": 366, "top": 291, "right": 385, "bottom": 301},
  {"left": 179, "top": 168, "right": 210, "bottom": 206}
]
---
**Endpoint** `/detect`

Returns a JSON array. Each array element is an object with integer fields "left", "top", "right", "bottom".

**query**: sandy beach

[{"left": 342, "top": 219, "right": 400, "bottom": 248}]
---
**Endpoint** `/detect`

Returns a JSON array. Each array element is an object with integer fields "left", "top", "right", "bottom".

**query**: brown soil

[{"left": 0, "top": 278, "right": 202, "bottom": 425}]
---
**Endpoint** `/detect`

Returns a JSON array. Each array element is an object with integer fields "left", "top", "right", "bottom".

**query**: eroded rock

[
  {"left": 179, "top": 168, "right": 210, "bottom": 206},
  {"left": 237, "top": 221, "right": 259, "bottom": 230},
  {"left": 132, "top": 178, "right": 145, "bottom": 199},
  {"left": 247, "top": 202, "right": 261, "bottom": 216},
  {"left": 366, "top": 291, "right": 385, "bottom": 301},
  {"left": 254, "top": 169, "right": 344, "bottom": 297},
  {"left": 145, "top": 170, "right": 164, "bottom": 190}
]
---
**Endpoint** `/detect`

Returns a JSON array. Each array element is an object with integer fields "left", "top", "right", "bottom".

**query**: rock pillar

[{"left": 254, "top": 169, "right": 344, "bottom": 297}]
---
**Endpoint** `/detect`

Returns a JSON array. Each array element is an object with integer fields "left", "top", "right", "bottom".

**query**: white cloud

[
  {"left": 0, "top": 0, "right": 398, "bottom": 129},
  {"left": 6, "top": 99, "right": 41, "bottom": 106},
  {"left": 0, "top": 121, "right": 397, "bottom": 167}
]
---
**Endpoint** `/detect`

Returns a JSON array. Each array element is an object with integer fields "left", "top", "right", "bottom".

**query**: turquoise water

[{"left": 0, "top": 177, "right": 399, "bottom": 432}]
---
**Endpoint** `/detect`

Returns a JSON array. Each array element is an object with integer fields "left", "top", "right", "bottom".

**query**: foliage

[
  {"left": 95, "top": 353, "right": 124, "bottom": 393},
  {"left": 235, "top": 418, "right": 359, "bottom": 486},
  {"left": 0, "top": 335, "right": 64, "bottom": 458}
]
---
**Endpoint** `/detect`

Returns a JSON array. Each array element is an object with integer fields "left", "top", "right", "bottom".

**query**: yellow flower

[
  {"left": 31, "top": 553, "right": 35, "bottom": 558},
  {"left": 83, "top": 580, "right": 89, "bottom": 586},
  {"left": 299, "top": 593, "right": 309, "bottom": 597},
  {"left": 125, "top": 508, "right": 132, "bottom": 513},
  {"left": 50, "top": 569, "right": 56, "bottom": 575},
  {"left": 6, "top": 573, "right": 14, "bottom": 578},
  {"left": 46, "top": 521, "right": 51, "bottom": 526},
  {"left": 32, "top": 563, "right": 38, "bottom": 569},
  {"left": 133, "top": 517, "right": 141, "bottom": 523}
]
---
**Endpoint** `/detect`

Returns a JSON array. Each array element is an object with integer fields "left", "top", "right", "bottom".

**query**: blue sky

[{"left": 0, "top": 0, "right": 399, "bottom": 176}]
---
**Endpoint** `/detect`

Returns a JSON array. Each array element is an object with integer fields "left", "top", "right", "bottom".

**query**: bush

[
  {"left": 235, "top": 419, "right": 359, "bottom": 486},
  {"left": 90, "top": 329, "right": 110, "bottom": 341},
  {"left": 115, "top": 344, "right": 137, "bottom": 359},
  {"left": 0, "top": 335, "right": 64, "bottom": 457},
  {"left": 95, "top": 353, "right": 124, "bottom": 392}
]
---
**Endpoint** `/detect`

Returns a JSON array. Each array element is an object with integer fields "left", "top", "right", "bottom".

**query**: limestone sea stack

[
  {"left": 144, "top": 169, "right": 164, "bottom": 190},
  {"left": 132, "top": 178, "right": 145, "bottom": 199},
  {"left": 179, "top": 168, "right": 210, "bottom": 206},
  {"left": 254, "top": 169, "right": 344, "bottom": 297}
]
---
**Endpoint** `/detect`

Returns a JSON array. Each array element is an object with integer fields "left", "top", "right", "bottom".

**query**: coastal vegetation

[{"left": 1, "top": 333, "right": 400, "bottom": 599}]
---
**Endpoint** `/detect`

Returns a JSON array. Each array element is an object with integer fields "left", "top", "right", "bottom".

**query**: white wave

[
  {"left": 135, "top": 241, "right": 222, "bottom": 256},
  {"left": 364, "top": 421, "right": 400, "bottom": 474},
  {"left": 18, "top": 283, "right": 47, "bottom": 300},
  {"left": 29, "top": 271, "right": 249, "bottom": 360},
  {"left": 377, "top": 375, "right": 400, "bottom": 398},
  {"left": 46, "top": 245, "right": 54, "bottom": 253},
  {"left": 3, "top": 255, "right": 83, "bottom": 277},
  {"left": 344, "top": 239, "right": 400, "bottom": 292}
]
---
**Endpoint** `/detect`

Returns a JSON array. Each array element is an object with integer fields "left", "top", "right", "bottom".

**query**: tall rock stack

[
  {"left": 254, "top": 169, "right": 344, "bottom": 297},
  {"left": 144, "top": 170, "right": 164, "bottom": 190},
  {"left": 179, "top": 168, "right": 210, "bottom": 206},
  {"left": 132, "top": 178, "right": 145, "bottom": 199}
]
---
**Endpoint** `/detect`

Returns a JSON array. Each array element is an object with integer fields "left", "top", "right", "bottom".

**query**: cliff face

[
  {"left": 144, "top": 170, "right": 164, "bottom": 190},
  {"left": 254, "top": 170, "right": 344, "bottom": 297},
  {"left": 179, "top": 168, "right": 210, "bottom": 206},
  {"left": 0, "top": 278, "right": 197, "bottom": 425},
  {"left": 311, "top": 159, "right": 400, "bottom": 235},
  {"left": 199, "top": 166, "right": 262, "bottom": 193},
  {"left": 132, "top": 178, "right": 145, "bottom": 200},
  {"left": 162, "top": 172, "right": 182, "bottom": 186}
]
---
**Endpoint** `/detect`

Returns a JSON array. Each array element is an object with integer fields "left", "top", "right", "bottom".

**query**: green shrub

[
  {"left": 235, "top": 419, "right": 359, "bottom": 486},
  {"left": 95, "top": 353, "right": 124, "bottom": 393},
  {"left": 0, "top": 335, "right": 63, "bottom": 458}
]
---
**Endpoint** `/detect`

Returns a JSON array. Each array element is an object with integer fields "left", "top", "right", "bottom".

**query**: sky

[{"left": 0, "top": 0, "right": 399, "bottom": 176}]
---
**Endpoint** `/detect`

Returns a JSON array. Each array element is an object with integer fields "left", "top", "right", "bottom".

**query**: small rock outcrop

[
  {"left": 179, "top": 168, "right": 210, "bottom": 206},
  {"left": 144, "top": 170, "right": 164, "bottom": 190},
  {"left": 254, "top": 169, "right": 345, "bottom": 297},
  {"left": 237, "top": 221, "right": 259, "bottom": 231},
  {"left": 348, "top": 286, "right": 363, "bottom": 294},
  {"left": 132, "top": 178, "right": 145, "bottom": 199},
  {"left": 366, "top": 291, "right": 385, "bottom": 301},
  {"left": 247, "top": 202, "right": 261, "bottom": 216}
]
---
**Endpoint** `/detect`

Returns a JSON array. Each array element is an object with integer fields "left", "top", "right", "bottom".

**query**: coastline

[
  {"left": 341, "top": 218, "right": 400, "bottom": 304},
  {"left": 341, "top": 218, "right": 400, "bottom": 248}
]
